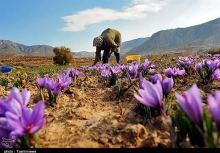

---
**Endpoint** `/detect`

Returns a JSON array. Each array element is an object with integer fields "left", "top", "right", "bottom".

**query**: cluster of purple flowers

[
  {"left": 135, "top": 73, "right": 174, "bottom": 116},
  {"left": 163, "top": 67, "right": 185, "bottom": 78},
  {"left": 176, "top": 56, "right": 195, "bottom": 74},
  {"left": 135, "top": 74, "right": 220, "bottom": 133},
  {"left": 139, "top": 59, "right": 155, "bottom": 75},
  {"left": 195, "top": 59, "right": 220, "bottom": 82},
  {"left": 0, "top": 87, "right": 45, "bottom": 148},
  {"left": 37, "top": 72, "right": 72, "bottom": 103}
]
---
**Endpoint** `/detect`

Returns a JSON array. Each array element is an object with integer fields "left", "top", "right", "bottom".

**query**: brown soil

[{"left": 0, "top": 54, "right": 219, "bottom": 148}]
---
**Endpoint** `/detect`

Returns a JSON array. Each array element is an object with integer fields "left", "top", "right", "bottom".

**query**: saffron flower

[
  {"left": 162, "top": 77, "right": 174, "bottom": 96},
  {"left": 0, "top": 96, "right": 22, "bottom": 117},
  {"left": 57, "top": 73, "right": 72, "bottom": 89},
  {"left": 101, "top": 69, "right": 111, "bottom": 77},
  {"left": 175, "top": 84, "right": 203, "bottom": 127},
  {"left": 9, "top": 87, "right": 30, "bottom": 107},
  {"left": 150, "top": 73, "right": 163, "bottom": 84},
  {"left": 212, "top": 69, "right": 220, "bottom": 81},
  {"left": 5, "top": 101, "right": 45, "bottom": 136},
  {"left": 149, "top": 68, "right": 155, "bottom": 74},
  {"left": 140, "top": 59, "right": 151, "bottom": 70},
  {"left": 37, "top": 77, "right": 47, "bottom": 88},
  {"left": 53, "top": 84, "right": 62, "bottom": 96},
  {"left": 195, "top": 62, "right": 204, "bottom": 73},
  {"left": 45, "top": 77, "right": 56, "bottom": 92},
  {"left": 128, "top": 62, "right": 138, "bottom": 79},
  {"left": 134, "top": 79, "right": 163, "bottom": 109},
  {"left": 163, "top": 67, "right": 185, "bottom": 78},
  {"left": 207, "top": 90, "right": 220, "bottom": 130}
]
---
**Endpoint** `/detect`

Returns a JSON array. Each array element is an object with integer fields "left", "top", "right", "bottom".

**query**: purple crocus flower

[
  {"left": 80, "top": 66, "right": 86, "bottom": 71},
  {"left": 128, "top": 63, "right": 138, "bottom": 79},
  {"left": 212, "top": 69, "right": 220, "bottom": 81},
  {"left": 177, "top": 60, "right": 185, "bottom": 67},
  {"left": 150, "top": 73, "right": 162, "bottom": 84},
  {"left": 175, "top": 84, "right": 203, "bottom": 127},
  {"left": 149, "top": 68, "right": 155, "bottom": 74},
  {"left": 110, "top": 66, "right": 121, "bottom": 75},
  {"left": 163, "top": 67, "right": 185, "bottom": 77},
  {"left": 0, "top": 96, "right": 22, "bottom": 117},
  {"left": 101, "top": 69, "right": 111, "bottom": 77},
  {"left": 45, "top": 77, "right": 57, "bottom": 92},
  {"left": 53, "top": 83, "right": 62, "bottom": 96},
  {"left": 120, "top": 64, "right": 127, "bottom": 71},
  {"left": 63, "top": 67, "right": 73, "bottom": 76},
  {"left": 134, "top": 79, "right": 163, "bottom": 109},
  {"left": 9, "top": 87, "right": 30, "bottom": 107},
  {"left": 37, "top": 77, "right": 47, "bottom": 88},
  {"left": 207, "top": 90, "right": 220, "bottom": 130},
  {"left": 195, "top": 62, "right": 204, "bottom": 73},
  {"left": 162, "top": 77, "right": 174, "bottom": 96},
  {"left": 74, "top": 69, "right": 82, "bottom": 77},
  {"left": 0, "top": 87, "right": 32, "bottom": 117},
  {"left": 57, "top": 73, "right": 72, "bottom": 89},
  {"left": 5, "top": 101, "right": 45, "bottom": 136},
  {"left": 140, "top": 59, "right": 151, "bottom": 70},
  {"left": 150, "top": 64, "right": 156, "bottom": 69}
]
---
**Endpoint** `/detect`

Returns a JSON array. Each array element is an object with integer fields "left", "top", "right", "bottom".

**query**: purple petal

[
  {"left": 21, "top": 107, "right": 33, "bottom": 127},
  {"left": 207, "top": 94, "right": 220, "bottom": 125},
  {"left": 30, "top": 101, "right": 45, "bottom": 124},
  {"left": 29, "top": 119, "right": 44, "bottom": 134},
  {"left": 5, "top": 112, "right": 24, "bottom": 136},
  {"left": 188, "top": 84, "right": 203, "bottom": 124}
]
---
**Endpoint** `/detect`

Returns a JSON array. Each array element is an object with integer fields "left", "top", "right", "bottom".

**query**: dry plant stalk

[{"left": 119, "top": 99, "right": 123, "bottom": 115}]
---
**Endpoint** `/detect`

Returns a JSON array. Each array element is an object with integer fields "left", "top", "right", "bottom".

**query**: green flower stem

[
  {"left": 33, "top": 134, "right": 41, "bottom": 148},
  {"left": 22, "top": 135, "right": 31, "bottom": 148}
]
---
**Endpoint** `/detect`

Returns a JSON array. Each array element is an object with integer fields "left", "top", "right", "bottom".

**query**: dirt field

[{"left": 0, "top": 54, "right": 219, "bottom": 148}]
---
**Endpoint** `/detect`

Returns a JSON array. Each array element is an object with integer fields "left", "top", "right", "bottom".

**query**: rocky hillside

[
  {"left": 127, "top": 17, "right": 220, "bottom": 55},
  {"left": 0, "top": 40, "right": 54, "bottom": 56}
]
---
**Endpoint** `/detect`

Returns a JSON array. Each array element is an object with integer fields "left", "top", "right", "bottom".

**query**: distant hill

[
  {"left": 126, "top": 17, "right": 220, "bottom": 55},
  {"left": 0, "top": 40, "right": 54, "bottom": 56},
  {"left": 72, "top": 51, "right": 94, "bottom": 57},
  {"left": 120, "top": 37, "right": 149, "bottom": 56}
]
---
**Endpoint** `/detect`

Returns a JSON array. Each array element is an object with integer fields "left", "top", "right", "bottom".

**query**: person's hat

[{"left": 93, "top": 35, "right": 103, "bottom": 47}]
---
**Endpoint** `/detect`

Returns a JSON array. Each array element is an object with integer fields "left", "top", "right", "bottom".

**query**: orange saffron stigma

[{"left": 26, "top": 124, "right": 34, "bottom": 132}]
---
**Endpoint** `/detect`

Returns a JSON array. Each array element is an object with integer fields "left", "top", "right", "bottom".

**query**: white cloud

[{"left": 61, "top": 0, "right": 170, "bottom": 32}]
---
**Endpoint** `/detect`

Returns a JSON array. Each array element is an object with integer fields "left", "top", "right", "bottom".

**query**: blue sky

[{"left": 1, "top": 0, "right": 220, "bottom": 52}]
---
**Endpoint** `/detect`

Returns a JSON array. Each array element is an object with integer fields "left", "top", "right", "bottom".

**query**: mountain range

[
  {"left": 1, "top": 17, "right": 220, "bottom": 57},
  {"left": 127, "top": 17, "right": 220, "bottom": 55}
]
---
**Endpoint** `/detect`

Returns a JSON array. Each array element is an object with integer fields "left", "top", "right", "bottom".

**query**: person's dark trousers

[
  {"left": 114, "top": 52, "right": 120, "bottom": 63},
  {"left": 102, "top": 47, "right": 111, "bottom": 64}
]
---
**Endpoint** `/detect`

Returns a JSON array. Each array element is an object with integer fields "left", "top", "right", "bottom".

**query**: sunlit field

[{"left": 1, "top": 51, "right": 220, "bottom": 148}]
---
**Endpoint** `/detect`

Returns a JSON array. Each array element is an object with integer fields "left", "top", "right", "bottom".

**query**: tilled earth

[{"left": 1, "top": 55, "right": 219, "bottom": 148}]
